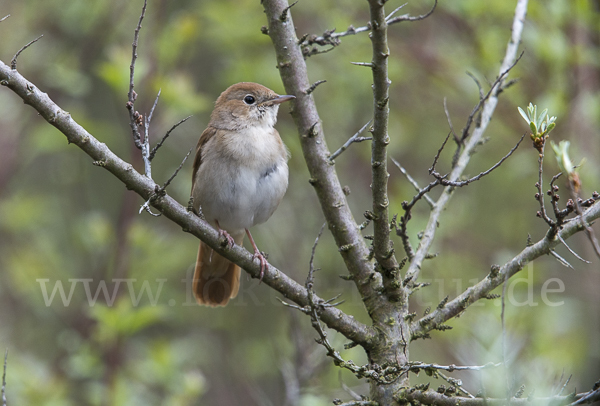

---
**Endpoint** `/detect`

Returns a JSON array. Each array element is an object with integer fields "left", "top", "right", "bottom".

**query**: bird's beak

[{"left": 265, "top": 94, "right": 296, "bottom": 105}]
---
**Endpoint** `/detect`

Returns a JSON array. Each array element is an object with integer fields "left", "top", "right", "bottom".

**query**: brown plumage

[
  {"left": 191, "top": 82, "right": 294, "bottom": 306},
  {"left": 193, "top": 231, "right": 244, "bottom": 307}
]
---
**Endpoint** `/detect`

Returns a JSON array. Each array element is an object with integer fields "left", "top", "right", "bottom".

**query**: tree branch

[
  {"left": 262, "top": 0, "right": 379, "bottom": 308},
  {"left": 300, "top": 0, "right": 437, "bottom": 50},
  {"left": 367, "top": 0, "right": 400, "bottom": 297},
  {"left": 0, "top": 59, "right": 377, "bottom": 348},
  {"left": 410, "top": 199, "right": 600, "bottom": 338},
  {"left": 403, "top": 0, "right": 529, "bottom": 283},
  {"left": 11, "top": 34, "right": 43, "bottom": 70},
  {"left": 400, "top": 387, "right": 600, "bottom": 406}
]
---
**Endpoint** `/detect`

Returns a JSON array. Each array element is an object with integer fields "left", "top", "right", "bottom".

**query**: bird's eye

[{"left": 243, "top": 95, "right": 256, "bottom": 105}]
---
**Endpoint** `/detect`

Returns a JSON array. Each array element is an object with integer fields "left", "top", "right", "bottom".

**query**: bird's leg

[
  {"left": 215, "top": 220, "right": 235, "bottom": 247},
  {"left": 245, "top": 229, "right": 268, "bottom": 282}
]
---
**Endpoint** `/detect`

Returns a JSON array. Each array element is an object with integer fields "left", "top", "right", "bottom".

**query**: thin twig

[
  {"left": 163, "top": 148, "right": 193, "bottom": 190},
  {"left": 145, "top": 89, "right": 161, "bottom": 140},
  {"left": 336, "top": 401, "right": 378, "bottom": 406},
  {"left": 385, "top": 3, "right": 408, "bottom": 22},
  {"left": 535, "top": 142, "right": 556, "bottom": 228},
  {"left": 11, "top": 35, "right": 43, "bottom": 70},
  {"left": 437, "top": 371, "right": 475, "bottom": 398},
  {"left": 558, "top": 234, "right": 590, "bottom": 264},
  {"left": 570, "top": 385, "right": 600, "bottom": 405},
  {"left": 403, "top": 0, "right": 528, "bottom": 282},
  {"left": 139, "top": 147, "right": 193, "bottom": 216},
  {"left": 301, "top": 0, "right": 437, "bottom": 48},
  {"left": 139, "top": 89, "right": 161, "bottom": 178},
  {"left": 150, "top": 115, "right": 193, "bottom": 160},
  {"left": 443, "top": 98, "right": 459, "bottom": 144},
  {"left": 302, "top": 224, "right": 398, "bottom": 384},
  {"left": 390, "top": 158, "right": 435, "bottom": 208},
  {"left": 429, "top": 132, "right": 452, "bottom": 174},
  {"left": 556, "top": 375, "right": 572, "bottom": 396},
  {"left": 127, "top": 0, "right": 147, "bottom": 149},
  {"left": 405, "top": 361, "right": 501, "bottom": 373},
  {"left": 431, "top": 133, "right": 526, "bottom": 187},
  {"left": 550, "top": 250, "right": 574, "bottom": 269},
  {"left": 386, "top": 0, "right": 438, "bottom": 24},
  {"left": 451, "top": 52, "right": 524, "bottom": 166},
  {"left": 0, "top": 15, "right": 10, "bottom": 23},
  {"left": 329, "top": 120, "right": 372, "bottom": 162}
]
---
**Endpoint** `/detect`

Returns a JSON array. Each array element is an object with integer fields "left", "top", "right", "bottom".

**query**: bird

[{"left": 191, "top": 82, "right": 295, "bottom": 307}]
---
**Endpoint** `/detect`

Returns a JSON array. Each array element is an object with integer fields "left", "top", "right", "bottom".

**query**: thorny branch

[
  {"left": 262, "top": 0, "right": 378, "bottom": 309},
  {"left": 396, "top": 134, "right": 525, "bottom": 259},
  {"left": 126, "top": 0, "right": 146, "bottom": 150},
  {"left": 123, "top": 0, "right": 190, "bottom": 215},
  {"left": 280, "top": 224, "right": 400, "bottom": 385},
  {"left": 451, "top": 52, "right": 524, "bottom": 167},
  {"left": 400, "top": 383, "right": 600, "bottom": 406},
  {"left": 410, "top": 199, "right": 600, "bottom": 340},
  {"left": 149, "top": 115, "right": 192, "bottom": 160},
  {"left": 402, "top": 0, "right": 529, "bottom": 283},
  {"left": 298, "top": 0, "right": 437, "bottom": 57},
  {"left": 390, "top": 158, "right": 435, "bottom": 208},
  {"left": 329, "top": 120, "right": 373, "bottom": 163},
  {"left": 0, "top": 57, "right": 377, "bottom": 349}
]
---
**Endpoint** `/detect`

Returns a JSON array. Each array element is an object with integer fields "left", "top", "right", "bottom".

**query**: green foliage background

[{"left": 0, "top": 0, "right": 598, "bottom": 404}]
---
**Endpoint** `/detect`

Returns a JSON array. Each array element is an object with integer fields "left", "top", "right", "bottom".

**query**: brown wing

[{"left": 191, "top": 126, "right": 218, "bottom": 193}]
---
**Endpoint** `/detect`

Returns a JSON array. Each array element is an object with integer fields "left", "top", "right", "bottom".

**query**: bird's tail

[{"left": 193, "top": 231, "right": 244, "bottom": 307}]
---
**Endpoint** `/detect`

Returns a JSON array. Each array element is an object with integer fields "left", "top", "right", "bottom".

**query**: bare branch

[
  {"left": 368, "top": 0, "right": 400, "bottom": 291},
  {"left": 432, "top": 133, "right": 525, "bottom": 187},
  {"left": 404, "top": 361, "right": 501, "bottom": 373},
  {"left": 305, "top": 79, "right": 326, "bottom": 95},
  {"left": 570, "top": 385, "right": 600, "bottom": 405},
  {"left": 300, "top": 0, "right": 437, "bottom": 49},
  {"left": 386, "top": 0, "right": 438, "bottom": 24},
  {"left": 11, "top": 35, "right": 43, "bottom": 70},
  {"left": 0, "top": 58, "right": 378, "bottom": 347},
  {"left": 390, "top": 158, "right": 435, "bottom": 209},
  {"left": 149, "top": 115, "right": 193, "bottom": 160},
  {"left": 410, "top": 200, "right": 600, "bottom": 338},
  {"left": 558, "top": 234, "right": 590, "bottom": 264},
  {"left": 403, "top": 0, "right": 529, "bottom": 283},
  {"left": 329, "top": 120, "right": 372, "bottom": 162},
  {"left": 126, "top": 0, "right": 147, "bottom": 149},
  {"left": 429, "top": 132, "right": 452, "bottom": 174},
  {"left": 400, "top": 387, "right": 600, "bottom": 406},
  {"left": 549, "top": 250, "right": 574, "bottom": 269},
  {"left": 262, "top": 0, "right": 376, "bottom": 307},
  {"left": 443, "top": 98, "right": 459, "bottom": 144}
]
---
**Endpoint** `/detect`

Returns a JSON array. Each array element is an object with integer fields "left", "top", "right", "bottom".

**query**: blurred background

[{"left": 0, "top": 0, "right": 599, "bottom": 405}]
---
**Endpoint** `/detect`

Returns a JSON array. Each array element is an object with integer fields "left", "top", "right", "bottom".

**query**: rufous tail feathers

[{"left": 193, "top": 232, "right": 244, "bottom": 306}]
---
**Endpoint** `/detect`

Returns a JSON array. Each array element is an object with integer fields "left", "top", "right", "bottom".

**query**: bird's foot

[
  {"left": 218, "top": 229, "right": 235, "bottom": 248},
  {"left": 252, "top": 248, "right": 268, "bottom": 283},
  {"left": 245, "top": 229, "right": 268, "bottom": 283}
]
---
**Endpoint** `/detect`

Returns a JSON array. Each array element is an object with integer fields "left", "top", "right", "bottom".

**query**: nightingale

[{"left": 191, "top": 82, "right": 295, "bottom": 307}]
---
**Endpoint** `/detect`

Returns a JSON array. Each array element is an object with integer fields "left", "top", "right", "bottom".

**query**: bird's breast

[{"left": 193, "top": 126, "right": 289, "bottom": 232}]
